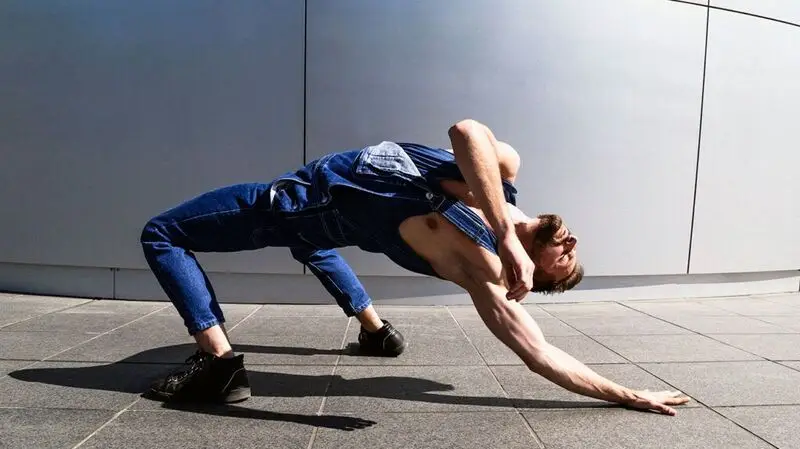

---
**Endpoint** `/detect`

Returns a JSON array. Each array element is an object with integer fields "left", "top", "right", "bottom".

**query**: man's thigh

[{"left": 145, "top": 183, "right": 280, "bottom": 252}]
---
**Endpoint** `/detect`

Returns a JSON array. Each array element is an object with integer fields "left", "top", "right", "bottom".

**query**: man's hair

[{"left": 531, "top": 263, "right": 584, "bottom": 295}]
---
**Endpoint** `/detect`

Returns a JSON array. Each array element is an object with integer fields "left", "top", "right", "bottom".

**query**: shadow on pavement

[{"left": 8, "top": 343, "right": 607, "bottom": 430}]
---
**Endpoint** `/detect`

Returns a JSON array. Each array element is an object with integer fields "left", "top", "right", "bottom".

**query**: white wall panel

[
  {"left": 0, "top": 0, "right": 305, "bottom": 274},
  {"left": 306, "top": 0, "right": 706, "bottom": 276},
  {"left": 712, "top": 0, "right": 800, "bottom": 24},
  {"left": 689, "top": 11, "right": 800, "bottom": 273}
]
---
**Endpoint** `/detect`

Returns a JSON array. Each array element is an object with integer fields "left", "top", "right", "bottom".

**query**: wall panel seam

[
  {"left": 687, "top": 5, "right": 711, "bottom": 274},
  {"left": 707, "top": 4, "right": 800, "bottom": 29}
]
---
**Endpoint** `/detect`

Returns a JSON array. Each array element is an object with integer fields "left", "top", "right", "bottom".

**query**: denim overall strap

[
  {"left": 428, "top": 193, "right": 499, "bottom": 254},
  {"left": 355, "top": 141, "right": 504, "bottom": 255}
]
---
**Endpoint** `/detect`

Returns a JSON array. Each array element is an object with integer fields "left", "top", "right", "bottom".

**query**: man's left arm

[{"left": 463, "top": 278, "right": 690, "bottom": 415}]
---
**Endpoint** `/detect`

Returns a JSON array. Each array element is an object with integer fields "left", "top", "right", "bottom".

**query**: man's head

[{"left": 528, "top": 214, "right": 583, "bottom": 294}]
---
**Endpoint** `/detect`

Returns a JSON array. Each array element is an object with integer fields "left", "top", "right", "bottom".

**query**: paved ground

[{"left": 1, "top": 292, "right": 799, "bottom": 448}]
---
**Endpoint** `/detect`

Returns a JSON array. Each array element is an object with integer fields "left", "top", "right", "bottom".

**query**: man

[{"left": 140, "top": 118, "right": 690, "bottom": 415}]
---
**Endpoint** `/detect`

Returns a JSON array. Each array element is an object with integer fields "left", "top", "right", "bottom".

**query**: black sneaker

[
  {"left": 146, "top": 350, "right": 251, "bottom": 403},
  {"left": 358, "top": 319, "right": 407, "bottom": 356}
]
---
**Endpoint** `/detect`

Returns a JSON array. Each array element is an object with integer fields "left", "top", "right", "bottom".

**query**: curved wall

[{"left": 0, "top": 1, "right": 797, "bottom": 303}]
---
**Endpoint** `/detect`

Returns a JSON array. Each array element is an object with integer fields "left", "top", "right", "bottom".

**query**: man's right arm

[
  {"left": 465, "top": 280, "right": 690, "bottom": 415},
  {"left": 448, "top": 119, "right": 533, "bottom": 300}
]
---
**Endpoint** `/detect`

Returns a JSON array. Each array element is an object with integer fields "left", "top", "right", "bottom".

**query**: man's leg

[
  {"left": 140, "top": 182, "right": 275, "bottom": 402},
  {"left": 291, "top": 247, "right": 406, "bottom": 355}
]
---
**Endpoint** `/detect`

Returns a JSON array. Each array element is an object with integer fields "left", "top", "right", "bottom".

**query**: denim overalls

[{"left": 141, "top": 142, "right": 518, "bottom": 334}]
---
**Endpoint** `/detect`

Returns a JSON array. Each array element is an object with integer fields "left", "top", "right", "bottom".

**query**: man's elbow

[
  {"left": 496, "top": 141, "right": 521, "bottom": 181},
  {"left": 448, "top": 118, "right": 485, "bottom": 142}
]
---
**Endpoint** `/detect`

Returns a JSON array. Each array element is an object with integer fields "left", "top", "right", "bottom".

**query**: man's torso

[{"left": 269, "top": 141, "right": 517, "bottom": 288}]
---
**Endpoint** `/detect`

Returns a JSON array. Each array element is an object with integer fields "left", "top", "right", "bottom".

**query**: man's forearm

[
  {"left": 448, "top": 120, "right": 513, "bottom": 238},
  {"left": 470, "top": 286, "right": 636, "bottom": 406},
  {"left": 530, "top": 343, "right": 636, "bottom": 404}
]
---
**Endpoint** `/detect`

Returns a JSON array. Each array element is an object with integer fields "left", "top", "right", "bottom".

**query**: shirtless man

[{"left": 140, "top": 119, "right": 690, "bottom": 415}]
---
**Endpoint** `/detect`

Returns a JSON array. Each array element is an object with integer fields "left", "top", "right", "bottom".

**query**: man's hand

[
  {"left": 624, "top": 390, "right": 691, "bottom": 416},
  {"left": 498, "top": 233, "right": 534, "bottom": 301}
]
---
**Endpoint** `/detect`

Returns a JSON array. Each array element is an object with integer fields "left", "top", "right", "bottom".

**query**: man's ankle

[
  {"left": 214, "top": 349, "right": 235, "bottom": 359},
  {"left": 355, "top": 306, "right": 386, "bottom": 333},
  {"left": 193, "top": 325, "right": 235, "bottom": 359}
]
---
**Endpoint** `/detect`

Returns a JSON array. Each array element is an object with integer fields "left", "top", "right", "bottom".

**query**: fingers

[
  {"left": 657, "top": 404, "right": 677, "bottom": 416},
  {"left": 506, "top": 283, "right": 529, "bottom": 302},
  {"left": 665, "top": 394, "right": 691, "bottom": 405}
]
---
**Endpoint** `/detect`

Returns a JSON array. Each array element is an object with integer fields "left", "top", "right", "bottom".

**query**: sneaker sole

[{"left": 221, "top": 386, "right": 251, "bottom": 403}]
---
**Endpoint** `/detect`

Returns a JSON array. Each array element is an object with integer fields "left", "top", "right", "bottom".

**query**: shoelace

[{"left": 166, "top": 351, "right": 207, "bottom": 384}]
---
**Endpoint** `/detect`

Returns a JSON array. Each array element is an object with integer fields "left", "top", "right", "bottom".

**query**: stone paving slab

[
  {"left": 456, "top": 316, "right": 582, "bottom": 338},
  {"left": 0, "top": 330, "right": 98, "bottom": 360},
  {"left": 719, "top": 405, "right": 800, "bottom": 449},
  {"left": 755, "top": 315, "right": 800, "bottom": 332},
  {"left": 1, "top": 361, "right": 175, "bottom": 410},
  {"left": 312, "top": 412, "right": 539, "bottom": 449},
  {"left": 711, "top": 334, "right": 800, "bottom": 360},
  {"left": 593, "top": 334, "right": 763, "bottom": 363},
  {"left": 0, "top": 408, "right": 115, "bottom": 449},
  {"left": 557, "top": 314, "right": 691, "bottom": 336},
  {"left": 230, "top": 317, "right": 349, "bottom": 365},
  {"left": 2, "top": 292, "right": 800, "bottom": 449},
  {"left": 700, "top": 298, "right": 800, "bottom": 316},
  {"left": 339, "top": 313, "right": 484, "bottom": 366},
  {"left": 661, "top": 315, "right": 794, "bottom": 334},
  {"left": 0, "top": 360, "right": 33, "bottom": 377},
  {"left": 0, "top": 294, "right": 91, "bottom": 328},
  {"left": 1, "top": 310, "right": 155, "bottom": 334},
  {"left": 523, "top": 407, "right": 773, "bottom": 449},
  {"left": 541, "top": 302, "right": 645, "bottom": 318},
  {"left": 470, "top": 334, "right": 628, "bottom": 365},
  {"left": 641, "top": 361, "right": 800, "bottom": 406},
  {"left": 48, "top": 327, "right": 194, "bottom": 363},
  {"left": 323, "top": 365, "right": 513, "bottom": 413},
  {"left": 623, "top": 300, "right": 739, "bottom": 318},
  {"left": 781, "top": 361, "right": 800, "bottom": 371},
  {"left": 78, "top": 410, "right": 315, "bottom": 449}
]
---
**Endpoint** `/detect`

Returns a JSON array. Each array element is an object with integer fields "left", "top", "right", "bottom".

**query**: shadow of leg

[{"left": 160, "top": 402, "right": 377, "bottom": 431}]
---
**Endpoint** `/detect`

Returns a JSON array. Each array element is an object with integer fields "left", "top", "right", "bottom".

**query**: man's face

[{"left": 531, "top": 214, "right": 579, "bottom": 282}]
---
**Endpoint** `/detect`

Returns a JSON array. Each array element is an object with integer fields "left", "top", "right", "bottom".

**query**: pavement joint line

[
  {"left": 445, "top": 307, "right": 546, "bottom": 449},
  {"left": 704, "top": 405, "right": 781, "bottom": 448},
  {"left": 306, "top": 316, "right": 352, "bottom": 449},
  {"left": 614, "top": 301, "right": 773, "bottom": 362},
  {"left": 226, "top": 304, "right": 264, "bottom": 333},
  {"left": 34, "top": 304, "right": 172, "bottom": 364},
  {"left": 71, "top": 397, "right": 143, "bottom": 449},
  {"left": 77, "top": 408, "right": 604, "bottom": 414},
  {"left": 0, "top": 298, "right": 94, "bottom": 330},
  {"left": 714, "top": 404, "right": 800, "bottom": 409}
]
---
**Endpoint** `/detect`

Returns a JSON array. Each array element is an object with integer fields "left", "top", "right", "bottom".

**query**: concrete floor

[{"left": 1, "top": 292, "right": 799, "bottom": 449}]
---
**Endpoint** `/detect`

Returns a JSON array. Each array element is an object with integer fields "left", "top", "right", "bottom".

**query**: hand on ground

[{"left": 626, "top": 390, "right": 691, "bottom": 416}]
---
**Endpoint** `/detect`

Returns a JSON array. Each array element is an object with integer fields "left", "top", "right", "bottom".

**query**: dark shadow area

[
  {"left": 160, "top": 402, "right": 377, "bottom": 431},
  {"left": 8, "top": 344, "right": 607, "bottom": 429}
]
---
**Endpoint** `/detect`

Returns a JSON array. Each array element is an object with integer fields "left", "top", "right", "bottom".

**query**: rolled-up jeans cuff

[{"left": 187, "top": 318, "right": 224, "bottom": 336}]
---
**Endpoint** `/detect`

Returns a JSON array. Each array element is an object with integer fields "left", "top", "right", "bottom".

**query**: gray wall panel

[
  {"left": 0, "top": 263, "right": 113, "bottom": 299},
  {"left": 0, "top": 0, "right": 305, "bottom": 274},
  {"left": 712, "top": 0, "right": 800, "bottom": 24},
  {"left": 689, "top": 11, "right": 800, "bottom": 273},
  {"left": 306, "top": 0, "right": 706, "bottom": 276}
]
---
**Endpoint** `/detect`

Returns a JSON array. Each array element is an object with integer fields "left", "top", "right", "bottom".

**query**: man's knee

[{"left": 139, "top": 217, "right": 167, "bottom": 246}]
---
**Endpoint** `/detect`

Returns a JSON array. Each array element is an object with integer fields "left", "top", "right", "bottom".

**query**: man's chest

[{"left": 397, "top": 210, "right": 505, "bottom": 288}]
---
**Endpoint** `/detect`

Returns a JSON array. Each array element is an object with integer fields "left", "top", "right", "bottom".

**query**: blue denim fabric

[{"left": 140, "top": 142, "right": 517, "bottom": 335}]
